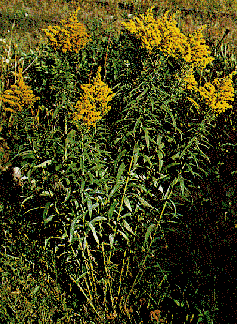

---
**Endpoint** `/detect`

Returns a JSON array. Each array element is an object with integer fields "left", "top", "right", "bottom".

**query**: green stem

[
  {"left": 125, "top": 176, "right": 179, "bottom": 305},
  {"left": 64, "top": 114, "right": 68, "bottom": 163}
]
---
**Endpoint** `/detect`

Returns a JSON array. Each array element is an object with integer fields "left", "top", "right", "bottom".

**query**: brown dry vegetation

[{"left": 1, "top": 0, "right": 237, "bottom": 59}]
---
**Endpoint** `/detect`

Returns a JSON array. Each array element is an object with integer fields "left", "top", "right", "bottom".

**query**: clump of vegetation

[{"left": 0, "top": 3, "right": 236, "bottom": 323}]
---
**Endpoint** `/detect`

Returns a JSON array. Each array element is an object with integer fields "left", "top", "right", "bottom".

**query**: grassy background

[{"left": 1, "top": 0, "right": 237, "bottom": 59}]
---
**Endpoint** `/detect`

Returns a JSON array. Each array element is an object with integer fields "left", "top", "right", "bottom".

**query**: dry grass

[{"left": 1, "top": 0, "right": 237, "bottom": 58}]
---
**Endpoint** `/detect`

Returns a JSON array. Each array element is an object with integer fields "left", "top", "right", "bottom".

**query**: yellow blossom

[
  {"left": 72, "top": 66, "right": 115, "bottom": 129},
  {"left": 122, "top": 7, "right": 190, "bottom": 60},
  {"left": 0, "top": 67, "right": 40, "bottom": 116},
  {"left": 197, "top": 71, "right": 236, "bottom": 115},
  {"left": 178, "top": 67, "right": 199, "bottom": 91},
  {"left": 42, "top": 7, "right": 91, "bottom": 53},
  {"left": 187, "top": 26, "right": 215, "bottom": 70},
  {"left": 121, "top": 7, "right": 214, "bottom": 70}
]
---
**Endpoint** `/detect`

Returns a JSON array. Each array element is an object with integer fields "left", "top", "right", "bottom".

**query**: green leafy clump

[{"left": 1, "top": 4, "right": 237, "bottom": 323}]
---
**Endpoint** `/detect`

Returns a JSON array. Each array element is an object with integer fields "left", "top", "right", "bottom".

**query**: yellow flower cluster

[
  {"left": 187, "top": 26, "right": 215, "bottom": 69},
  {"left": 72, "top": 66, "right": 115, "bottom": 129},
  {"left": 197, "top": 71, "right": 236, "bottom": 115},
  {"left": 179, "top": 67, "right": 198, "bottom": 91},
  {"left": 0, "top": 67, "right": 40, "bottom": 115},
  {"left": 42, "top": 7, "right": 91, "bottom": 53},
  {"left": 121, "top": 6, "right": 214, "bottom": 69},
  {"left": 121, "top": 7, "right": 190, "bottom": 61},
  {"left": 122, "top": 7, "right": 236, "bottom": 116}
]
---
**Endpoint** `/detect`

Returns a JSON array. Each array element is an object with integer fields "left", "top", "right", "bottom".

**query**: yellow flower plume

[
  {"left": 121, "top": 6, "right": 214, "bottom": 72},
  {"left": 0, "top": 67, "right": 40, "bottom": 115},
  {"left": 197, "top": 71, "right": 236, "bottom": 115},
  {"left": 42, "top": 7, "right": 91, "bottom": 53},
  {"left": 72, "top": 66, "right": 115, "bottom": 129}
]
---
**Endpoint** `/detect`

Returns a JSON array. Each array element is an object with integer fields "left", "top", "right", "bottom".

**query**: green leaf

[
  {"left": 143, "top": 155, "right": 152, "bottom": 167},
  {"left": 124, "top": 196, "right": 132, "bottom": 212},
  {"left": 157, "top": 135, "right": 164, "bottom": 150},
  {"left": 34, "top": 160, "right": 52, "bottom": 168},
  {"left": 89, "top": 222, "right": 99, "bottom": 245},
  {"left": 87, "top": 198, "right": 93, "bottom": 218},
  {"left": 123, "top": 219, "right": 135, "bottom": 235},
  {"left": 114, "top": 137, "right": 122, "bottom": 145},
  {"left": 118, "top": 229, "right": 129, "bottom": 242},
  {"left": 144, "top": 223, "right": 156, "bottom": 244},
  {"left": 171, "top": 152, "right": 180, "bottom": 160},
  {"left": 70, "top": 217, "right": 79, "bottom": 243},
  {"left": 39, "top": 190, "right": 53, "bottom": 197},
  {"left": 44, "top": 215, "right": 54, "bottom": 224},
  {"left": 150, "top": 97, "right": 155, "bottom": 112},
  {"left": 163, "top": 162, "right": 180, "bottom": 172},
  {"left": 179, "top": 176, "right": 185, "bottom": 196},
  {"left": 109, "top": 234, "right": 114, "bottom": 248},
  {"left": 80, "top": 180, "right": 85, "bottom": 194},
  {"left": 52, "top": 105, "right": 60, "bottom": 119},
  {"left": 108, "top": 201, "right": 118, "bottom": 219},
  {"left": 169, "top": 111, "right": 176, "bottom": 128},
  {"left": 114, "top": 149, "right": 127, "bottom": 172},
  {"left": 136, "top": 87, "right": 149, "bottom": 101},
  {"left": 132, "top": 143, "right": 140, "bottom": 169},
  {"left": 157, "top": 151, "right": 163, "bottom": 160},
  {"left": 157, "top": 150, "right": 163, "bottom": 172},
  {"left": 174, "top": 299, "right": 180, "bottom": 306},
  {"left": 75, "top": 272, "right": 88, "bottom": 282},
  {"left": 137, "top": 196, "right": 153, "bottom": 209},
  {"left": 116, "top": 162, "right": 126, "bottom": 183},
  {"left": 63, "top": 187, "right": 71, "bottom": 203},
  {"left": 108, "top": 183, "right": 121, "bottom": 200},
  {"left": 66, "top": 129, "right": 76, "bottom": 144},
  {"left": 55, "top": 164, "right": 63, "bottom": 171},
  {"left": 90, "top": 216, "right": 107, "bottom": 223},
  {"left": 43, "top": 202, "right": 52, "bottom": 221},
  {"left": 144, "top": 127, "right": 150, "bottom": 151},
  {"left": 20, "top": 150, "right": 35, "bottom": 160},
  {"left": 133, "top": 116, "right": 142, "bottom": 137},
  {"left": 32, "top": 286, "right": 40, "bottom": 295}
]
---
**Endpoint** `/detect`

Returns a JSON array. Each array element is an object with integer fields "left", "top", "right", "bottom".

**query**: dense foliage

[{"left": 1, "top": 4, "right": 237, "bottom": 323}]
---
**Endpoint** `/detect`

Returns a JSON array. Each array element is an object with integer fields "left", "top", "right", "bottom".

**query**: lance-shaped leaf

[
  {"left": 89, "top": 222, "right": 99, "bottom": 245},
  {"left": 123, "top": 219, "right": 135, "bottom": 235},
  {"left": 63, "top": 187, "right": 71, "bottom": 203},
  {"left": 116, "top": 162, "right": 126, "bottom": 183},
  {"left": 118, "top": 229, "right": 129, "bottom": 243},
  {"left": 90, "top": 216, "right": 107, "bottom": 223},
  {"left": 43, "top": 202, "right": 52, "bottom": 222},
  {"left": 87, "top": 197, "right": 93, "bottom": 218},
  {"left": 144, "top": 127, "right": 150, "bottom": 151},
  {"left": 124, "top": 196, "right": 132, "bottom": 212},
  {"left": 137, "top": 195, "right": 154, "bottom": 209},
  {"left": 144, "top": 223, "right": 156, "bottom": 244},
  {"left": 179, "top": 175, "right": 185, "bottom": 196},
  {"left": 33, "top": 159, "right": 52, "bottom": 168},
  {"left": 108, "top": 183, "right": 121, "bottom": 200},
  {"left": 70, "top": 216, "right": 80, "bottom": 243},
  {"left": 109, "top": 234, "right": 114, "bottom": 248},
  {"left": 132, "top": 143, "right": 140, "bottom": 169}
]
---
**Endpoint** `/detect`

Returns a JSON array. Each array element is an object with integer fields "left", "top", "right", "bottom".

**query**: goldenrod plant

[
  {"left": 42, "top": 7, "right": 91, "bottom": 54},
  {"left": 121, "top": 6, "right": 235, "bottom": 118},
  {"left": 1, "top": 67, "right": 40, "bottom": 116},
  {"left": 0, "top": 28, "right": 40, "bottom": 134},
  {"left": 121, "top": 7, "right": 214, "bottom": 68},
  {"left": 1, "top": 2, "right": 237, "bottom": 323},
  {"left": 196, "top": 71, "right": 236, "bottom": 116},
  {"left": 71, "top": 66, "right": 115, "bottom": 130}
]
